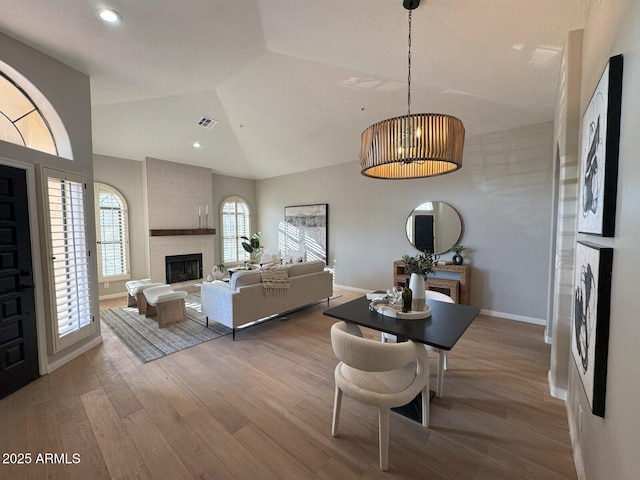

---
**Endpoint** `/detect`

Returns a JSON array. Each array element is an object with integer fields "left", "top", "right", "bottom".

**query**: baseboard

[
  {"left": 548, "top": 370, "right": 567, "bottom": 400},
  {"left": 566, "top": 401, "right": 587, "bottom": 480},
  {"left": 480, "top": 308, "right": 546, "bottom": 326},
  {"left": 46, "top": 335, "right": 103, "bottom": 373},
  {"left": 99, "top": 292, "right": 128, "bottom": 301},
  {"left": 334, "top": 286, "right": 547, "bottom": 326},
  {"left": 333, "top": 284, "right": 373, "bottom": 294}
]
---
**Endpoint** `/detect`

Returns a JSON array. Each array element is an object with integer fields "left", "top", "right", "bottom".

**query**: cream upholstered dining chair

[
  {"left": 330, "top": 321, "right": 430, "bottom": 471},
  {"left": 381, "top": 290, "right": 455, "bottom": 398}
]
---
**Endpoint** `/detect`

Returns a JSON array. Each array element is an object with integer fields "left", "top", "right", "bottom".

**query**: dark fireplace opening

[{"left": 165, "top": 253, "right": 203, "bottom": 284}]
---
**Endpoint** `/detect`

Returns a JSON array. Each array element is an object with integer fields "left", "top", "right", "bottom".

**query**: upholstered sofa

[{"left": 200, "top": 260, "right": 333, "bottom": 339}]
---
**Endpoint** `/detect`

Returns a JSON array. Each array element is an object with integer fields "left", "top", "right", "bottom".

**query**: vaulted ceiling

[{"left": 0, "top": 0, "right": 589, "bottom": 179}]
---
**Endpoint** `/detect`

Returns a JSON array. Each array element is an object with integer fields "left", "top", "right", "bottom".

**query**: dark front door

[
  {"left": 414, "top": 215, "right": 434, "bottom": 253},
  {"left": 0, "top": 165, "right": 38, "bottom": 399}
]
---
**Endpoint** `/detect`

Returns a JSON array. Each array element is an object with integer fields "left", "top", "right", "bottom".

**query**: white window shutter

[
  {"left": 95, "top": 183, "right": 130, "bottom": 282},
  {"left": 44, "top": 169, "right": 94, "bottom": 352},
  {"left": 221, "top": 197, "right": 250, "bottom": 263}
]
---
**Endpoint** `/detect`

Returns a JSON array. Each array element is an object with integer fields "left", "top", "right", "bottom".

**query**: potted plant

[
  {"left": 402, "top": 251, "right": 435, "bottom": 277},
  {"left": 451, "top": 244, "right": 466, "bottom": 265},
  {"left": 401, "top": 251, "right": 434, "bottom": 311},
  {"left": 241, "top": 232, "right": 264, "bottom": 264}
]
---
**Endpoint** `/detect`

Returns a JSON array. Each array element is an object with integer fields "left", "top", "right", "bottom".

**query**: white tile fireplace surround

[
  {"left": 149, "top": 236, "right": 213, "bottom": 285},
  {"left": 145, "top": 157, "right": 215, "bottom": 284}
]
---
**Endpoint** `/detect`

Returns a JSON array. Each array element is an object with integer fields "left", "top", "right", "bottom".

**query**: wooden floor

[{"left": 0, "top": 289, "right": 577, "bottom": 479}]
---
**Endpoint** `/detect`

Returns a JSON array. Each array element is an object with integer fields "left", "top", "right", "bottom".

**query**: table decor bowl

[{"left": 375, "top": 304, "right": 431, "bottom": 319}]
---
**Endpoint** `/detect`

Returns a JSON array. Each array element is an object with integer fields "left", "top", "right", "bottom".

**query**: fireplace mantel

[{"left": 150, "top": 228, "right": 216, "bottom": 237}]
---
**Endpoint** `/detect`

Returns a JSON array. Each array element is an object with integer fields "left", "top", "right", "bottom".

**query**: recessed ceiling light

[
  {"left": 193, "top": 142, "right": 202, "bottom": 149},
  {"left": 97, "top": 8, "right": 122, "bottom": 24}
]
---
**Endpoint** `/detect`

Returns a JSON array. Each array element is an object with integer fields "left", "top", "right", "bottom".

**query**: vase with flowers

[{"left": 401, "top": 251, "right": 434, "bottom": 311}]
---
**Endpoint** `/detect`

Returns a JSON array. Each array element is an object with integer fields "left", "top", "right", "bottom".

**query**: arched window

[
  {"left": 95, "top": 183, "right": 130, "bottom": 282},
  {"left": 221, "top": 196, "right": 251, "bottom": 263},
  {"left": 0, "top": 71, "right": 57, "bottom": 155}
]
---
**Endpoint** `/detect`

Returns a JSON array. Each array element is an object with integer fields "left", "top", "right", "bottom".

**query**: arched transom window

[{"left": 0, "top": 71, "right": 57, "bottom": 156}]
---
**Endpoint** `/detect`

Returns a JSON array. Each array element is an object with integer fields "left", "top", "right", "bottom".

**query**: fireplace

[{"left": 165, "top": 253, "right": 203, "bottom": 284}]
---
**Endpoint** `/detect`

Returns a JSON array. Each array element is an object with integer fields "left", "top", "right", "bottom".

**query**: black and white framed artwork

[
  {"left": 282, "top": 204, "right": 328, "bottom": 264},
  {"left": 571, "top": 241, "right": 613, "bottom": 417},
  {"left": 578, "top": 54, "right": 623, "bottom": 237}
]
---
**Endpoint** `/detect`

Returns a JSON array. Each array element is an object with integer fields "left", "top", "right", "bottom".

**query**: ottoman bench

[
  {"left": 125, "top": 278, "right": 151, "bottom": 307},
  {"left": 126, "top": 279, "right": 164, "bottom": 314},
  {"left": 143, "top": 285, "right": 189, "bottom": 328}
]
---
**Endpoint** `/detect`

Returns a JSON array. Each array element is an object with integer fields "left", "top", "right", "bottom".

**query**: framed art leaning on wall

[
  {"left": 571, "top": 241, "right": 613, "bottom": 417},
  {"left": 578, "top": 54, "right": 623, "bottom": 237}
]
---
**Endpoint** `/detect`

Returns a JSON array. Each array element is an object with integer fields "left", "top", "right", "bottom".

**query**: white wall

[
  {"left": 549, "top": 29, "right": 583, "bottom": 399},
  {"left": 211, "top": 173, "right": 257, "bottom": 269},
  {"left": 566, "top": 1, "right": 640, "bottom": 478},
  {"left": 257, "top": 121, "right": 554, "bottom": 321},
  {"left": 144, "top": 157, "right": 215, "bottom": 284},
  {"left": 92, "top": 159, "right": 258, "bottom": 292},
  {"left": 94, "top": 155, "right": 148, "bottom": 297},
  {"left": 0, "top": 31, "right": 99, "bottom": 369}
]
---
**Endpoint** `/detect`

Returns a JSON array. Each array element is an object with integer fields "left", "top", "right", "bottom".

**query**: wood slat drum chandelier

[{"left": 360, "top": 0, "right": 465, "bottom": 179}]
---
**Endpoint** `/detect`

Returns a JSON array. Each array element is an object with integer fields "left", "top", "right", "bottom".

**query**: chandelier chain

[{"left": 407, "top": 10, "right": 412, "bottom": 116}]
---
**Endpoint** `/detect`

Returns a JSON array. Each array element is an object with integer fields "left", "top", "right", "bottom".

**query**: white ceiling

[{"left": 0, "top": 0, "right": 590, "bottom": 179}]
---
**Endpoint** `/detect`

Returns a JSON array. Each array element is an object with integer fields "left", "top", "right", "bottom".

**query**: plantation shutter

[
  {"left": 96, "top": 183, "right": 130, "bottom": 282},
  {"left": 44, "top": 169, "right": 94, "bottom": 352},
  {"left": 222, "top": 197, "right": 250, "bottom": 263}
]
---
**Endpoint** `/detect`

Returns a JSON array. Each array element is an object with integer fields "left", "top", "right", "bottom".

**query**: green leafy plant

[
  {"left": 402, "top": 251, "right": 434, "bottom": 277},
  {"left": 241, "top": 232, "right": 264, "bottom": 263},
  {"left": 241, "top": 232, "right": 261, "bottom": 253},
  {"left": 451, "top": 244, "right": 466, "bottom": 254}
]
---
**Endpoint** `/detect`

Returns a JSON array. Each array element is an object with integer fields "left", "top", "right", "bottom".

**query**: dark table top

[{"left": 324, "top": 295, "right": 481, "bottom": 351}]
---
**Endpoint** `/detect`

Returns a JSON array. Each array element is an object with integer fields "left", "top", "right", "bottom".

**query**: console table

[{"left": 393, "top": 260, "right": 471, "bottom": 305}]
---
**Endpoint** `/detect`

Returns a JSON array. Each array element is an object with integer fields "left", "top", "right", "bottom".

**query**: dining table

[{"left": 323, "top": 293, "right": 480, "bottom": 422}]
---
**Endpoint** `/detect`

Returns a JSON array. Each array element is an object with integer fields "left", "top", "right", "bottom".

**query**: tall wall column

[{"left": 549, "top": 29, "right": 583, "bottom": 399}]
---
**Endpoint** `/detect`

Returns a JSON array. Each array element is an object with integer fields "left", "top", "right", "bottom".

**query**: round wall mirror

[{"left": 405, "top": 201, "right": 462, "bottom": 254}]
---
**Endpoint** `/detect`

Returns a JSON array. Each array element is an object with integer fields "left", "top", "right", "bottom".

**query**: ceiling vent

[{"left": 198, "top": 116, "right": 217, "bottom": 129}]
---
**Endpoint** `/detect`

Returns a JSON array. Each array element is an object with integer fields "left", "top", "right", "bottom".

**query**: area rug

[{"left": 101, "top": 293, "right": 231, "bottom": 363}]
